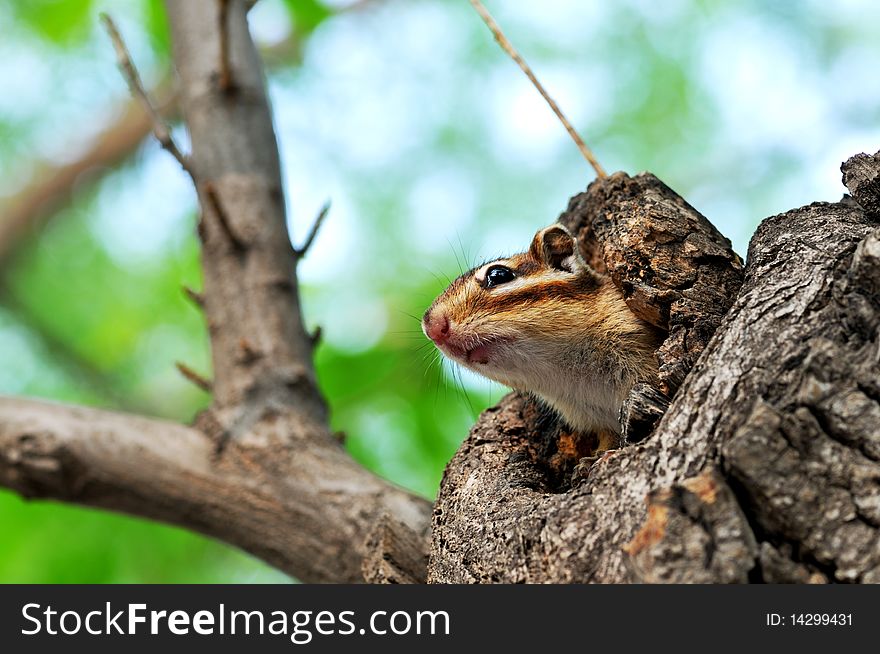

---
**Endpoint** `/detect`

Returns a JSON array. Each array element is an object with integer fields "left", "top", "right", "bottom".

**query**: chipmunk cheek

[{"left": 466, "top": 343, "right": 492, "bottom": 365}]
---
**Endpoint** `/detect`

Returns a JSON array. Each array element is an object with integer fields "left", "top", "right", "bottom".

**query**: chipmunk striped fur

[{"left": 422, "top": 224, "right": 662, "bottom": 438}]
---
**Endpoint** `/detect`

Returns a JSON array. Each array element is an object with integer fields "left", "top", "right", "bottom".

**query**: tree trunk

[{"left": 428, "top": 156, "right": 880, "bottom": 583}]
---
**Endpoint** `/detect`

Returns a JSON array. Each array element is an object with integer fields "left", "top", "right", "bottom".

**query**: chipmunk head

[{"left": 422, "top": 224, "right": 659, "bottom": 435}]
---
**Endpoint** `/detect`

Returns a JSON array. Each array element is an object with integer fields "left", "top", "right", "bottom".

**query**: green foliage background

[{"left": 0, "top": 0, "right": 877, "bottom": 582}]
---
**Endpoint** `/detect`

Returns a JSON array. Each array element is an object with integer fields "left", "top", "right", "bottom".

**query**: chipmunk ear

[{"left": 530, "top": 224, "right": 588, "bottom": 273}]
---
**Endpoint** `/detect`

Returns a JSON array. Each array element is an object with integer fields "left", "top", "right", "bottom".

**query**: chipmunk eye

[{"left": 485, "top": 265, "right": 515, "bottom": 287}]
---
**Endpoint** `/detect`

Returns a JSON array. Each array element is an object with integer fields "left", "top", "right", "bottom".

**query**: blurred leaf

[
  {"left": 10, "top": 0, "right": 94, "bottom": 45},
  {"left": 4, "top": 164, "right": 210, "bottom": 421},
  {"left": 144, "top": 0, "right": 171, "bottom": 63},
  {"left": 283, "top": 0, "right": 332, "bottom": 34}
]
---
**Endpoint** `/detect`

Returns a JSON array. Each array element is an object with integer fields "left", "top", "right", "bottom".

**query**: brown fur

[{"left": 423, "top": 225, "right": 663, "bottom": 437}]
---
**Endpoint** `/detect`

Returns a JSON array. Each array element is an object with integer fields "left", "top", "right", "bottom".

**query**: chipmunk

[{"left": 422, "top": 224, "right": 663, "bottom": 444}]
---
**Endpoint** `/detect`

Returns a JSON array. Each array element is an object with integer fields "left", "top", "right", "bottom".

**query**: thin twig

[
  {"left": 217, "top": 0, "right": 233, "bottom": 92},
  {"left": 201, "top": 181, "right": 244, "bottom": 249},
  {"left": 100, "top": 14, "right": 195, "bottom": 178},
  {"left": 175, "top": 362, "right": 213, "bottom": 392},
  {"left": 310, "top": 325, "right": 322, "bottom": 348},
  {"left": 295, "top": 200, "right": 331, "bottom": 258},
  {"left": 468, "top": 0, "right": 607, "bottom": 178},
  {"left": 182, "top": 285, "right": 204, "bottom": 309}
]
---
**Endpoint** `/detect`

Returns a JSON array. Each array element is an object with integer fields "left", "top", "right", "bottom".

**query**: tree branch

[
  {"left": 294, "top": 200, "right": 330, "bottom": 259},
  {"left": 175, "top": 361, "right": 213, "bottom": 392},
  {"left": 101, "top": 15, "right": 193, "bottom": 177},
  {"left": 217, "top": 0, "right": 233, "bottom": 92},
  {"left": 200, "top": 181, "right": 244, "bottom": 250},
  {"left": 164, "top": 0, "right": 322, "bottom": 415},
  {"left": 0, "top": 396, "right": 430, "bottom": 583},
  {"left": 182, "top": 284, "right": 205, "bottom": 309},
  {"left": 468, "top": 0, "right": 606, "bottom": 178}
]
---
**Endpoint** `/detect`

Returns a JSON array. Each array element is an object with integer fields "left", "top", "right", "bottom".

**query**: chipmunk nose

[{"left": 423, "top": 310, "right": 450, "bottom": 344}]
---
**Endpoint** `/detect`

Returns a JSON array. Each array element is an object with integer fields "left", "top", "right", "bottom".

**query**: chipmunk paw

[{"left": 570, "top": 448, "right": 619, "bottom": 487}]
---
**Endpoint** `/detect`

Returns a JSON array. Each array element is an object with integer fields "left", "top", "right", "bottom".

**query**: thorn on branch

[
  {"left": 100, "top": 14, "right": 195, "bottom": 179},
  {"left": 201, "top": 181, "right": 244, "bottom": 250},
  {"left": 175, "top": 362, "right": 213, "bottom": 393},
  {"left": 310, "top": 325, "right": 322, "bottom": 348},
  {"left": 217, "top": 0, "right": 234, "bottom": 93},
  {"left": 467, "top": 0, "right": 606, "bottom": 179},
  {"left": 238, "top": 337, "right": 262, "bottom": 364},
  {"left": 182, "top": 285, "right": 204, "bottom": 309},
  {"left": 294, "top": 200, "right": 331, "bottom": 259}
]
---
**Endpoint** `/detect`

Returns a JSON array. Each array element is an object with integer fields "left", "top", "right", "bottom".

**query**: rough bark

[
  {"left": 560, "top": 172, "right": 745, "bottom": 397},
  {"left": 843, "top": 150, "right": 880, "bottom": 219},
  {"left": 429, "top": 162, "right": 880, "bottom": 583},
  {"left": 362, "top": 515, "right": 429, "bottom": 584}
]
